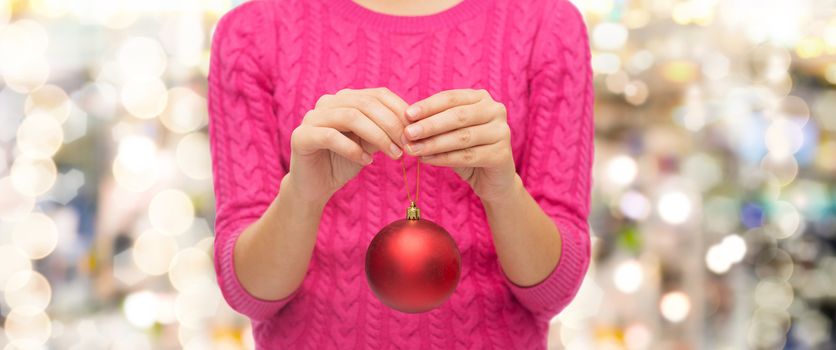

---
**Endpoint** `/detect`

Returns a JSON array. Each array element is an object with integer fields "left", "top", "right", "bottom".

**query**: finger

[
  {"left": 418, "top": 143, "right": 501, "bottom": 168},
  {"left": 404, "top": 121, "right": 508, "bottom": 156},
  {"left": 405, "top": 89, "right": 489, "bottom": 122},
  {"left": 362, "top": 87, "right": 410, "bottom": 125},
  {"left": 403, "top": 100, "right": 493, "bottom": 141},
  {"left": 334, "top": 89, "right": 409, "bottom": 149},
  {"left": 292, "top": 125, "right": 373, "bottom": 165},
  {"left": 308, "top": 108, "right": 403, "bottom": 160}
]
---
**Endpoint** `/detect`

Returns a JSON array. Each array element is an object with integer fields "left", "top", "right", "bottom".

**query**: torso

[{"left": 258, "top": 0, "right": 552, "bottom": 348}]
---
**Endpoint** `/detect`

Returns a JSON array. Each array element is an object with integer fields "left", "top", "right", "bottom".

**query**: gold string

[{"left": 401, "top": 155, "right": 419, "bottom": 204}]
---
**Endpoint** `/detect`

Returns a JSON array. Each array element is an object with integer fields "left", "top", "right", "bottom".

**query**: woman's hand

[
  {"left": 402, "top": 89, "right": 517, "bottom": 203},
  {"left": 289, "top": 87, "right": 409, "bottom": 205}
]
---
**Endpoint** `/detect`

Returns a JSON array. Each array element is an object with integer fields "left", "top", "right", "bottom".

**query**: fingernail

[
  {"left": 389, "top": 144, "right": 403, "bottom": 158},
  {"left": 406, "top": 142, "right": 423, "bottom": 154},
  {"left": 406, "top": 106, "right": 420, "bottom": 120},
  {"left": 362, "top": 153, "right": 373, "bottom": 165},
  {"left": 421, "top": 155, "right": 435, "bottom": 160},
  {"left": 406, "top": 124, "right": 422, "bottom": 139}
]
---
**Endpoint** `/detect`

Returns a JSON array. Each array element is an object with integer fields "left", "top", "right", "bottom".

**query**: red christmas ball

[{"left": 365, "top": 217, "right": 461, "bottom": 313}]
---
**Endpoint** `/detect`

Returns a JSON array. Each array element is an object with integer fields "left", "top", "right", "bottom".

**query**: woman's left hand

[{"left": 401, "top": 89, "right": 518, "bottom": 203}]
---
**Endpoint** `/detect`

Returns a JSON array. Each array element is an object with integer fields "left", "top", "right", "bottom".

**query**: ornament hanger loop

[{"left": 402, "top": 156, "right": 421, "bottom": 220}]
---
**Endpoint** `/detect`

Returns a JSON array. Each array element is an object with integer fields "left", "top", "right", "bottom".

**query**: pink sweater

[{"left": 207, "top": 0, "right": 593, "bottom": 348}]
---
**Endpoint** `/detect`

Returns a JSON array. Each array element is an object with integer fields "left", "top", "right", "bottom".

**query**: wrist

[
  {"left": 281, "top": 173, "right": 330, "bottom": 211},
  {"left": 480, "top": 173, "right": 524, "bottom": 210}
]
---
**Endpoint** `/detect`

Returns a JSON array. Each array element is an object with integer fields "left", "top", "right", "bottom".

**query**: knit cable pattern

[{"left": 207, "top": 0, "right": 594, "bottom": 348}]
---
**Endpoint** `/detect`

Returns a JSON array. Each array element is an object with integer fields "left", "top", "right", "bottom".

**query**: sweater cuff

[
  {"left": 216, "top": 220, "right": 301, "bottom": 321},
  {"left": 499, "top": 217, "right": 590, "bottom": 319}
]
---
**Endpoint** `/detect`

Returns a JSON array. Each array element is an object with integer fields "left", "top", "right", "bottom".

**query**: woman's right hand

[{"left": 287, "top": 87, "right": 409, "bottom": 205}]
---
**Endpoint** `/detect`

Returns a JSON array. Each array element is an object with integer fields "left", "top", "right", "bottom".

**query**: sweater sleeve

[
  {"left": 499, "top": 0, "right": 594, "bottom": 322},
  {"left": 208, "top": 1, "right": 299, "bottom": 321}
]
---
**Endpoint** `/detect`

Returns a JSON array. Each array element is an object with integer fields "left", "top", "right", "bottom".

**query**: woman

[{"left": 207, "top": 0, "right": 593, "bottom": 348}]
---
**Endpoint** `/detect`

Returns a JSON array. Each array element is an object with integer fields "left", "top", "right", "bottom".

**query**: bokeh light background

[{"left": 0, "top": 0, "right": 834, "bottom": 349}]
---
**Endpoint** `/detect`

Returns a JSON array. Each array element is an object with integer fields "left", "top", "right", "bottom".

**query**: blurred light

[
  {"left": 556, "top": 274, "right": 603, "bottom": 328},
  {"left": 0, "top": 0, "right": 9, "bottom": 25},
  {"left": 121, "top": 77, "right": 168, "bottom": 119},
  {"left": 793, "top": 310, "right": 831, "bottom": 348},
  {"left": 16, "top": 113, "right": 64, "bottom": 158},
  {"left": 706, "top": 244, "right": 731, "bottom": 274},
  {"left": 168, "top": 248, "right": 214, "bottom": 293},
  {"left": 148, "top": 189, "right": 195, "bottom": 236},
  {"left": 592, "top": 53, "right": 620, "bottom": 75},
  {"left": 813, "top": 90, "right": 836, "bottom": 131},
  {"left": 160, "top": 87, "right": 207, "bottom": 133},
  {"left": 613, "top": 259, "right": 643, "bottom": 293},
  {"left": 747, "top": 308, "right": 790, "bottom": 348},
  {"left": 162, "top": 14, "right": 205, "bottom": 68},
  {"left": 62, "top": 103, "right": 88, "bottom": 143},
  {"left": 4, "top": 270, "right": 51, "bottom": 312},
  {"left": 70, "top": 0, "right": 139, "bottom": 29},
  {"left": 156, "top": 294, "right": 177, "bottom": 325},
  {"left": 754, "top": 247, "right": 794, "bottom": 281},
  {"left": 660, "top": 291, "right": 691, "bottom": 323},
  {"left": 605, "top": 71, "right": 629, "bottom": 94},
  {"left": 605, "top": 155, "right": 637, "bottom": 186},
  {"left": 672, "top": 0, "right": 716, "bottom": 25},
  {"left": 662, "top": 61, "right": 697, "bottom": 83},
  {"left": 624, "top": 80, "right": 648, "bottom": 106},
  {"left": 784, "top": 179, "right": 829, "bottom": 220},
  {"left": 780, "top": 95, "right": 810, "bottom": 125},
  {"left": 762, "top": 48, "right": 792, "bottom": 83},
  {"left": 826, "top": 64, "right": 836, "bottom": 85},
  {"left": 741, "top": 202, "right": 765, "bottom": 228},
  {"left": 702, "top": 52, "right": 730, "bottom": 80},
  {"left": 682, "top": 153, "right": 722, "bottom": 191},
  {"left": 24, "top": 84, "right": 70, "bottom": 123},
  {"left": 0, "top": 20, "right": 50, "bottom": 93},
  {"left": 11, "top": 212, "right": 58, "bottom": 260},
  {"left": 42, "top": 169, "right": 84, "bottom": 205},
  {"left": 796, "top": 37, "right": 824, "bottom": 59},
  {"left": 132, "top": 230, "right": 179, "bottom": 276},
  {"left": 0, "top": 177, "right": 36, "bottom": 221},
  {"left": 721, "top": 234, "right": 747, "bottom": 263},
  {"left": 755, "top": 278, "right": 794, "bottom": 311},
  {"left": 592, "top": 22, "right": 628, "bottom": 51},
  {"left": 706, "top": 234, "right": 748, "bottom": 274},
  {"left": 768, "top": 201, "right": 801, "bottom": 239},
  {"left": 619, "top": 190, "right": 651, "bottom": 221},
  {"left": 176, "top": 133, "right": 212, "bottom": 180},
  {"left": 10, "top": 156, "right": 57, "bottom": 196},
  {"left": 815, "top": 138, "right": 836, "bottom": 172},
  {"left": 242, "top": 323, "right": 255, "bottom": 350},
  {"left": 624, "top": 323, "right": 651, "bottom": 350},
  {"left": 4, "top": 306, "right": 51, "bottom": 345},
  {"left": 175, "top": 286, "right": 221, "bottom": 329},
  {"left": 577, "top": 0, "right": 612, "bottom": 16},
  {"left": 657, "top": 191, "right": 692, "bottom": 224},
  {"left": 760, "top": 153, "right": 798, "bottom": 186},
  {"left": 2, "top": 55, "right": 49, "bottom": 93},
  {"left": 623, "top": 8, "right": 650, "bottom": 29},
  {"left": 0, "top": 245, "right": 32, "bottom": 292},
  {"left": 116, "top": 135, "right": 157, "bottom": 172},
  {"left": 117, "top": 37, "right": 167, "bottom": 79},
  {"left": 765, "top": 118, "right": 804, "bottom": 160},
  {"left": 112, "top": 155, "right": 159, "bottom": 192},
  {"left": 72, "top": 82, "right": 119, "bottom": 120},
  {"left": 123, "top": 291, "right": 159, "bottom": 329},
  {"left": 29, "top": 0, "right": 69, "bottom": 18},
  {"left": 627, "top": 50, "right": 654, "bottom": 73}
]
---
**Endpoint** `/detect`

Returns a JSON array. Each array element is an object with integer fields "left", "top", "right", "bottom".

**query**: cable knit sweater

[{"left": 207, "top": 0, "right": 593, "bottom": 348}]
